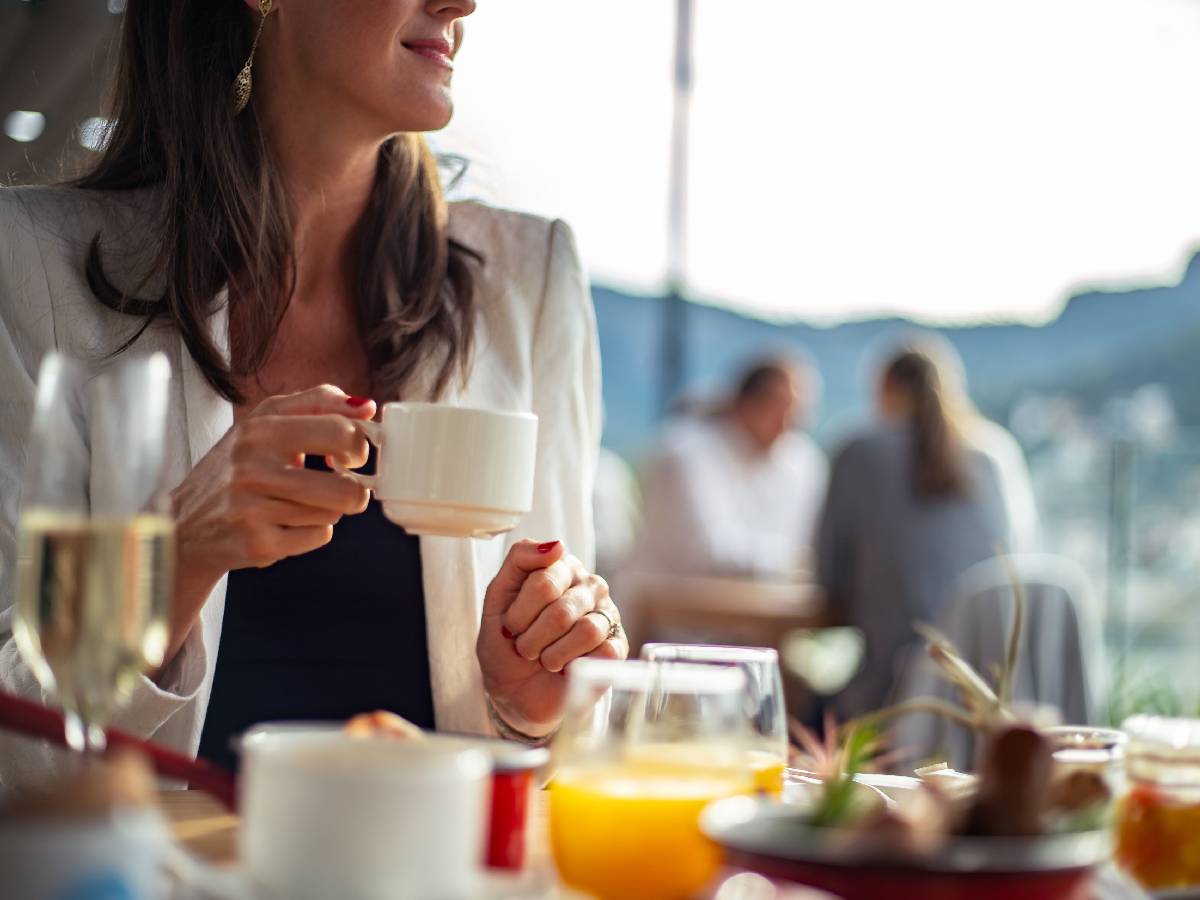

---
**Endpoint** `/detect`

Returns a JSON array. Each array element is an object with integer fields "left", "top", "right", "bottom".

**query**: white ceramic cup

[
  {"left": 240, "top": 729, "right": 491, "bottom": 900},
  {"left": 333, "top": 402, "right": 538, "bottom": 538}
]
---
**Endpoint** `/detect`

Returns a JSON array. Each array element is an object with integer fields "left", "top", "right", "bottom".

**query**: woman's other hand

[
  {"left": 162, "top": 385, "right": 375, "bottom": 671},
  {"left": 477, "top": 540, "right": 628, "bottom": 738}
]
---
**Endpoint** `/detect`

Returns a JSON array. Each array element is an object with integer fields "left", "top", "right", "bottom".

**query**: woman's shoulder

[
  {"left": 1, "top": 184, "right": 159, "bottom": 267},
  {"left": 2, "top": 183, "right": 153, "bottom": 225},
  {"left": 0, "top": 185, "right": 160, "bottom": 352},
  {"left": 449, "top": 199, "right": 558, "bottom": 249},
  {"left": 449, "top": 200, "right": 582, "bottom": 291},
  {"left": 448, "top": 201, "right": 591, "bottom": 352}
]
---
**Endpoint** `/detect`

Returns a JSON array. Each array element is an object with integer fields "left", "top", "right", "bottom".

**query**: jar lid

[
  {"left": 1124, "top": 716, "right": 1200, "bottom": 749},
  {"left": 1122, "top": 715, "right": 1200, "bottom": 777}
]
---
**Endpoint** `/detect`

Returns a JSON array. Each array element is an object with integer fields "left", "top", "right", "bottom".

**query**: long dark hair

[
  {"left": 75, "top": 1, "right": 479, "bottom": 404},
  {"left": 883, "top": 350, "right": 970, "bottom": 498}
]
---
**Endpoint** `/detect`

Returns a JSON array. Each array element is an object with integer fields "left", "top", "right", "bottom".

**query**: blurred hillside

[{"left": 595, "top": 252, "right": 1200, "bottom": 460}]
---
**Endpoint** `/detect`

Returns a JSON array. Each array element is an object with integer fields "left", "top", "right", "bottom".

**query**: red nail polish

[
  {"left": 346, "top": 396, "right": 372, "bottom": 407},
  {"left": 501, "top": 626, "right": 514, "bottom": 640},
  {"left": 537, "top": 541, "right": 559, "bottom": 554}
]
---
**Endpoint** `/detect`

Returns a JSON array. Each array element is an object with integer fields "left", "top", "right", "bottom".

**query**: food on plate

[
  {"left": 848, "top": 780, "right": 956, "bottom": 858},
  {"left": 803, "top": 722, "right": 1109, "bottom": 846},
  {"left": 343, "top": 710, "right": 426, "bottom": 742},
  {"left": 1048, "top": 769, "right": 1111, "bottom": 818}
]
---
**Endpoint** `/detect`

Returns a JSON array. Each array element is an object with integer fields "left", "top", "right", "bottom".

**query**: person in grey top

[{"left": 817, "top": 348, "right": 1012, "bottom": 718}]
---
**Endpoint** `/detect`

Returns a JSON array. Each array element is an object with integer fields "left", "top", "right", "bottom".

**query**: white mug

[
  {"left": 333, "top": 402, "right": 538, "bottom": 538},
  {"left": 239, "top": 729, "right": 491, "bottom": 900}
]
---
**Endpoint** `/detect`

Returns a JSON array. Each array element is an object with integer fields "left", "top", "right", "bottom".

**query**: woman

[
  {"left": 0, "top": 0, "right": 625, "bottom": 783},
  {"left": 890, "top": 333, "right": 1041, "bottom": 554},
  {"left": 816, "top": 348, "right": 1011, "bottom": 718}
]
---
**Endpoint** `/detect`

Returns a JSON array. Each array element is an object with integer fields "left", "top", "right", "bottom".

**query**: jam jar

[{"left": 1115, "top": 715, "right": 1200, "bottom": 891}]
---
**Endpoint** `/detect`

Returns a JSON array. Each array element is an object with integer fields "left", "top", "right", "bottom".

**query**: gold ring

[{"left": 588, "top": 609, "right": 621, "bottom": 640}]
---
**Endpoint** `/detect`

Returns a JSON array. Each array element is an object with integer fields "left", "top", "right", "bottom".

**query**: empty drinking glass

[{"left": 642, "top": 644, "right": 789, "bottom": 794}]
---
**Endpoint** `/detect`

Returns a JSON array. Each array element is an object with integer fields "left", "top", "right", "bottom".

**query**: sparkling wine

[{"left": 14, "top": 510, "right": 174, "bottom": 726}]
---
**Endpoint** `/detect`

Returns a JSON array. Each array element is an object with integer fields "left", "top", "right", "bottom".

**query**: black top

[{"left": 198, "top": 450, "right": 435, "bottom": 772}]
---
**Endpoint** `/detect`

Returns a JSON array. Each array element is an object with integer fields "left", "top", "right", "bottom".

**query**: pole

[
  {"left": 662, "top": 0, "right": 694, "bottom": 415},
  {"left": 1106, "top": 437, "right": 1136, "bottom": 707}
]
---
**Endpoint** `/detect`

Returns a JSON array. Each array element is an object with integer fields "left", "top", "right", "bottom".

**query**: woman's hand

[
  {"left": 161, "top": 385, "right": 375, "bottom": 671},
  {"left": 477, "top": 540, "right": 628, "bottom": 738}
]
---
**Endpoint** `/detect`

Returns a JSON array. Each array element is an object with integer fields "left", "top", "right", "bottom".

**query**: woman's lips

[{"left": 403, "top": 39, "right": 454, "bottom": 70}]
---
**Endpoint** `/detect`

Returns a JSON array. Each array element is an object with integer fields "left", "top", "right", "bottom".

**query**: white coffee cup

[
  {"left": 240, "top": 729, "right": 491, "bottom": 900},
  {"left": 333, "top": 402, "right": 538, "bottom": 538}
]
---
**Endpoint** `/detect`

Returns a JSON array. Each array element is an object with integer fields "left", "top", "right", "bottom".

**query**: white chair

[{"left": 891, "top": 554, "right": 1105, "bottom": 771}]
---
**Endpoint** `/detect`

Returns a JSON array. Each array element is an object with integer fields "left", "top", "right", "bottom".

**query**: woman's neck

[
  {"left": 258, "top": 71, "right": 386, "bottom": 306},
  {"left": 228, "top": 110, "right": 383, "bottom": 404},
  {"left": 276, "top": 136, "right": 382, "bottom": 305}
]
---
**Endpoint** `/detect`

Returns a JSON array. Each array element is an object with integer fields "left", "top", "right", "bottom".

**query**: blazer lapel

[
  {"left": 177, "top": 294, "right": 233, "bottom": 469},
  {"left": 419, "top": 533, "right": 488, "bottom": 733},
  {"left": 418, "top": 378, "right": 491, "bottom": 735}
]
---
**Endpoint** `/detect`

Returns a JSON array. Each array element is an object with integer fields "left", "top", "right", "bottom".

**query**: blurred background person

[
  {"left": 818, "top": 347, "right": 1012, "bottom": 718},
  {"left": 633, "top": 356, "right": 828, "bottom": 581},
  {"left": 910, "top": 333, "right": 1041, "bottom": 554},
  {"left": 592, "top": 445, "right": 641, "bottom": 581}
]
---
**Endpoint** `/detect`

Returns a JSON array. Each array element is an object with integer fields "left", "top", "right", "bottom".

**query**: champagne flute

[
  {"left": 642, "top": 643, "right": 789, "bottom": 794},
  {"left": 13, "top": 352, "right": 174, "bottom": 756},
  {"left": 549, "top": 658, "right": 755, "bottom": 900}
]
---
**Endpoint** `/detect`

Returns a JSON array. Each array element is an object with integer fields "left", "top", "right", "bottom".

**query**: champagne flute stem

[{"left": 64, "top": 709, "right": 107, "bottom": 758}]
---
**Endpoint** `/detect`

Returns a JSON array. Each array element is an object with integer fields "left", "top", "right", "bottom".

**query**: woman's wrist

[
  {"left": 485, "top": 695, "right": 559, "bottom": 746},
  {"left": 153, "top": 545, "right": 222, "bottom": 681}
]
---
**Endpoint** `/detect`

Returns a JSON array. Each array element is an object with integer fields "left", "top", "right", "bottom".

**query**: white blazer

[{"left": 0, "top": 185, "right": 600, "bottom": 788}]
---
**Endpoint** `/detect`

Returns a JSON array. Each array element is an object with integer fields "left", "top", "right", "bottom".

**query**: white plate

[
  {"left": 167, "top": 856, "right": 555, "bottom": 900},
  {"left": 782, "top": 767, "right": 918, "bottom": 812}
]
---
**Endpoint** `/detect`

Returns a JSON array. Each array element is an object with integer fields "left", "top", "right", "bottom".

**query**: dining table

[
  {"left": 160, "top": 786, "right": 1156, "bottom": 900},
  {"left": 161, "top": 788, "right": 560, "bottom": 872},
  {"left": 160, "top": 790, "right": 239, "bottom": 869},
  {"left": 158, "top": 789, "right": 842, "bottom": 900},
  {"left": 623, "top": 573, "right": 828, "bottom": 654},
  {"left": 160, "top": 787, "right": 579, "bottom": 898}
]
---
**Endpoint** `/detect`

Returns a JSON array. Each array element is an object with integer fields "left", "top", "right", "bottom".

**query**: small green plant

[{"left": 1105, "top": 663, "right": 1200, "bottom": 726}]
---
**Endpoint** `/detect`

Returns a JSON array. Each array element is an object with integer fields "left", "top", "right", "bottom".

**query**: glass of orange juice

[
  {"left": 549, "top": 659, "right": 756, "bottom": 900},
  {"left": 641, "top": 645, "right": 788, "bottom": 796}
]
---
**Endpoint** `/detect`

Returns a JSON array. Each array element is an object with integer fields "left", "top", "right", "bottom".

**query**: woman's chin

[{"left": 387, "top": 95, "right": 455, "bottom": 135}]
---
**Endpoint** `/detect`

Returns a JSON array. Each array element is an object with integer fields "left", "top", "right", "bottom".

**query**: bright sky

[{"left": 434, "top": 0, "right": 1200, "bottom": 325}]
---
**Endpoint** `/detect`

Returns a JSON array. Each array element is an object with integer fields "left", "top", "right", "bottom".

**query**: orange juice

[
  {"left": 550, "top": 763, "right": 753, "bottom": 900},
  {"left": 746, "top": 750, "right": 786, "bottom": 796},
  {"left": 623, "top": 743, "right": 784, "bottom": 795}
]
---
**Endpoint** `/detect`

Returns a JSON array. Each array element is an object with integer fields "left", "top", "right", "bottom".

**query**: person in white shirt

[
  {"left": 634, "top": 358, "right": 829, "bottom": 580},
  {"left": 592, "top": 446, "right": 641, "bottom": 580}
]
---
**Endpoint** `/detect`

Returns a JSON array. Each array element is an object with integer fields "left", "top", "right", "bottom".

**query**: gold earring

[{"left": 231, "top": 0, "right": 274, "bottom": 116}]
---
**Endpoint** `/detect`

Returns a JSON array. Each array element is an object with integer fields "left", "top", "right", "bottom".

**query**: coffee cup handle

[{"left": 330, "top": 419, "right": 384, "bottom": 491}]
